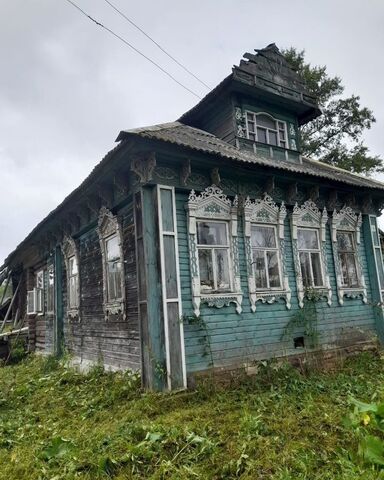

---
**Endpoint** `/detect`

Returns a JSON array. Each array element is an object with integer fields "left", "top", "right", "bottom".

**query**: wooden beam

[
  {"left": 180, "top": 159, "right": 191, "bottom": 186},
  {"left": 264, "top": 176, "right": 275, "bottom": 195},
  {"left": 308, "top": 185, "right": 319, "bottom": 202},
  {"left": 286, "top": 182, "right": 297, "bottom": 204}
]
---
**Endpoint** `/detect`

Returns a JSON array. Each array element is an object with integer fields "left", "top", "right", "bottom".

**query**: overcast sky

[{"left": 1, "top": 0, "right": 384, "bottom": 263}]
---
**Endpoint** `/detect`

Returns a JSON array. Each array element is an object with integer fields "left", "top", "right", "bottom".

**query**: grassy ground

[{"left": 1, "top": 352, "right": 384, "bottom": 479}]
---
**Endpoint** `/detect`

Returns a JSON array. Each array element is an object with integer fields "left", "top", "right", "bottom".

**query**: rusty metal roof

[{"left": 117, "top": 121, "right": 384, "bottom": 191}]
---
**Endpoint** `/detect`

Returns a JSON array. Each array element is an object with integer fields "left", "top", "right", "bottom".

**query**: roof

[
  {"left": 117, "top": 121, "right": 384, "bottom": 191},
  {"left": 4, "top": 121, "right": 384, "bottom": 269},
  {"left": 179, "top": 44, "right": 321, "bottom": 127}
]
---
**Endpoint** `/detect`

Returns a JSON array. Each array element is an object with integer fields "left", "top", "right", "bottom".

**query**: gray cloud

[{"left": 1, "top": 0, "right": 384, "bottom": 262}]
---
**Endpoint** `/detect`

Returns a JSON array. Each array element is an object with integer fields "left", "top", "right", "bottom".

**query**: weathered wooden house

[{"left": 2, "top": 44, "right": 384, "bottom": 390}]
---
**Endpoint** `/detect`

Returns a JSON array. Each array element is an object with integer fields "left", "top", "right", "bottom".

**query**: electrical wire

[
  {"left": 64, "top": 0, "right": 202, "bottom": 99},
  {"left": 102, "top": 0, "right": 211, "bottom": 90}
]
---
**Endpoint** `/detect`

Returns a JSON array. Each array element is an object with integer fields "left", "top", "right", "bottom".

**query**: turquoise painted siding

[{"left": 176, "top": 191, "right": 377, "bottom": 374}]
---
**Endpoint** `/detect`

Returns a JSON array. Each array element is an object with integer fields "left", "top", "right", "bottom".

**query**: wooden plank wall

[
  {"left": 32, "top": 200, "right": 141, "bottom": 371},
  {"left": 176, "top": 191, "right": 377, "bottom": 374}
]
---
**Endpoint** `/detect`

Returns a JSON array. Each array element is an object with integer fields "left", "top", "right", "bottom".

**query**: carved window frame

[
  {"left": 331, "top": 206, "right": 367, "bottom": 305},
  {"left": 291, "top": 200, "right": 332, "bottom": 308},
  {"left": 62, "top": 235, "right": 81, "bottom": 321},
  {"left": 186, "top": 185, "right": 242, "bottom": 317},
  {"left": 97, "top": 207, "right": 126, "bottom": 320},
  {"left": 243, "top": 195, "right": 291, "bottom": 312}
]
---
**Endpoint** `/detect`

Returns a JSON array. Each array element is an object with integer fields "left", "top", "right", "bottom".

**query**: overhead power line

[
  {"left": 64, "top": 0, "right": 202, "bottom": 99},
  {"left": 102, "top": 0, "right": 211, "bottom": 91}
]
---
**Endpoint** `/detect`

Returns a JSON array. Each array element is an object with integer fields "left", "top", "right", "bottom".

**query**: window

[
  {"left": 187, "top": 185, "right": 242, "bottom": 316},
  {"left": 297, "top": 229, "right": 323, "bottom": 287},
  {"left": 243, "top": 195, "right": 291, "bottom": 312},
  {"left": 97, "top": 207, "right": 125, "bottom": 319},
  {"left": 68, "top": 255, "right": 79, "bottom": 309},
  {"left": 197, "top": 221, "right": 231, "bottom": 292},
  {"left": 246, "top": 112, "right": 287, "bottom": 148},
  {"left": 291, "top": 200, "right": 331, "bottom": 308},
  {"left": 336, "top": 232, "right": 358, "bottom": 287},
  {"left": 251, "top": 225, "right": 281, "bottom": 289},
  {"left": 105, "top": 235, "right": 123, "bottom": 301},
  {"left": 27, "top": 269, "right": 44, "bottom": 315},
  {"left": 331, "top": 207, "right": 366, "bottom": 305},
  {"left": 47, "top": 264, "right": 55, "bottom": 314},
  {"left": 62, "top": 236, "right": 81, "bottom": 320}
]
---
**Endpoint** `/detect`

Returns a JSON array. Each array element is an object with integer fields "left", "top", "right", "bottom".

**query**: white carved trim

[
  {"left": 243, "top": 194, "right": 291, "bottom": 312},
  {"left": 291, "top": 200, "right": 332, "bottom": 308},
  {"left": 61, "top": 235, "right": 81, "bottom": 321},
  {"left": 186, "top": 185, "right": 242, "bottom": 316},
  {"left": 331, "top": 206, "right": 366, "bottom": 305},
  {"left": 97, "top": 207, "right": 126, "bottom": 320}
]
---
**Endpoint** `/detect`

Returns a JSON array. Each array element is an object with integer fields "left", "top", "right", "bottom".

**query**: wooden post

[
  {"left": 54, "top": 246, "right": 64, "bottom": 356},
  {"left": 134, "top": 186, "right": 166, "bottom": 391},
  {"left": 0, "top": 276, "right": 21, "bottom": 333}
]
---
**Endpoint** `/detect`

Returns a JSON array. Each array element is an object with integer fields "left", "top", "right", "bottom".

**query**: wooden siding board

[{"left": 176, "top": 189, "right": 377, "bottom": 374}]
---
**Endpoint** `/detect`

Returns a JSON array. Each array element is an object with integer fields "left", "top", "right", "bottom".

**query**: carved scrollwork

[
  {"left": 130, "top": 151, "right": 156, "bottom": 184},
  {"left": 331, "top": 206, "right": 366, "bottom": 305},
  {"left": 291, "top": 200, "right": 332, "bottom": 308},
  {"left": 186, "top": 185, "right": 242, "bottom": 316},
  {"left": 243, "top": 194, "right": 291, "bottom": 312},
  {"left": 97, "top": 207, "right": 126, "bottom": 321},
  {"left": 61, "top": 235, "right": 81, "bottom": 322}
]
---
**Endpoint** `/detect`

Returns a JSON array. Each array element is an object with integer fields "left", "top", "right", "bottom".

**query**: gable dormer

[{"left": 179, "top": 44, "right": 321, "bottom": 164}]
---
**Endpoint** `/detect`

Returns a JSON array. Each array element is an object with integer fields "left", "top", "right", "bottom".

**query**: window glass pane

[
  {"left": 280, "top": 141, "right": 286, "bottom": 148},
  {"left": 267, "top": 251, "right": 281, "bottom": 288},
  {"left": 248, "top": 133, "right": 256, "bottom": 141},
  {"left": 257, "top": 127, "right": 267, "bottom": 143},
  {"left": 251, "top": 225, "right": 276, "bottom": 248},
  {"left": 337, "top": 232, "right": 354, "bottom": 251},
  {"left": 197, "top": 222, "right": 227, "bottom": 245},
  {"left": 107, "top": 261, "right": 122, "bottom": 300},
  {"left": 298, "top": 229, "right": 319, "bottom": 250},
  {"left": 339, "top": 253, "right": 348, "bottom": 286},
  {"left": 253, "top": 250, "right": 267, "bottom": 289},
  {"left": 163, "top": 236, "right": 178, "bottom": 298},
  {"left": 279, "top": 128, "right": 285, "bottom": 140},
  {"left": 69, "top": 276, "right": 78, "bottom": 308},
  {"left": 268, "top": 131, "right": 278, "bottom": 146},
  {"left": 198, "top": 249, "right": 214, "bottom": 291},
  {"left": 106, "top": 236, "right": 120, "bottom": 261},
  {"left": 215, "top": 249, "right": 230, "bottom": 290},
  {"left": 278, "top": 121, "right": 285, "bottom": 130},
  {"left": 311, "top": 253, "right": 323, "bottom": 286},
  {"left": 375, "top": 248, "right": 384, "bottom": 290},
  {"left": 299, "top": 252, "right": 311, "bottom": 287},
  {"left": 69, "top": 256, "right": 78, "bottom": 275},
  {"left": 256, "top": 114, "right": 276, "bottom": 130},
  {"left": 160, "top": 189, "right": 174, "bottom": 232},
  {"left": 346, "top": 253, "right": 358, "bottom": 287},
  {"left": 247, "top": 113, "right": 253, "bottom": 121},
  {"left": 371, "top": 217, "right": 379, "bottom": 247},
  {"left": 247, "top": 120, "right": 255, "bottom": 132}
]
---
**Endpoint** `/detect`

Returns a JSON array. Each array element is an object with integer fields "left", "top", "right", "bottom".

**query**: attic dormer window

[{"left": 246, "top": 112, "right": 287, "bottom": 148}]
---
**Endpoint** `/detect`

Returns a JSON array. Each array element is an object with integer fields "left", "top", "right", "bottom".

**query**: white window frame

[
  {"left": 245, "top": 111, "right": 288, "bottom": 148},
  {"left": 46, "top": 263, "right": 55, "bottom": 315},
  {"left": 243, "top": 195, "right": 291, "bottom": 312},
  {"left": 291, "top": 200, "right": 332, "bottom": 308},
  {"left": 331, "top": 206, "right": 366, "bottom": 305},
  {"left": 297, "top": 227, "right": 324, "bottom": 288},
  {"left": 27, "top": 269, "right": 44, "bottom": 315},
  {"left": 62, "top": 236, "right": 81, "bottom": 321},
  {"left": 196, "top": 219, "right": 233, "bottom": 294},
  {"left": 187, "top": 185, "right": 242, "bottom": 317},
  {"left": 97, "top": 206, "right": 126, "bottom": 320},
  {"left": 252, "top": 224, "right": 282, "bottom": 289}
]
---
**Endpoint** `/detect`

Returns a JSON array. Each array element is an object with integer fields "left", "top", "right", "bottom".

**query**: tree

[{"left": 283, "top": 48, "right": 383, "bottom": 175}]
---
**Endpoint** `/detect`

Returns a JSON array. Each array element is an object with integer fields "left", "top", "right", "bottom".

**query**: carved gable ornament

[
  {"left": 243, "top": 194, "right": 291, "bottom": 312},
  {"left": 186, "top": 185, "right": 242, "bottom": 317},
  {"left": 97, "top": 207, "right": 126, "bottom": 320},
  {"left": 331, "top": 206, "right": 366, "bottom": 305},
  {"left": 291, "top": 200, "right": 332, "bottom": 308}
]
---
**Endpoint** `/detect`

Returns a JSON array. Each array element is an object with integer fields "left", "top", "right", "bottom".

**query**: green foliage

[
  {"left": 283, "top": 47, "right": 382, "bottom": 175},
  {"left": 282, "top": 288, "right": 322, "bottom": 348},
  {"left": 182, "top": 314, "right": 214, "bottom": 368},
  {"left": 1, "top": 352, "right": 384, "bottom": 478}
]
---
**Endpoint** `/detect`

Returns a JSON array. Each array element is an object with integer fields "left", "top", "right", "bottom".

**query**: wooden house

[{"left": 2, "top": 44, "right": 384, "bottom": 390}]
